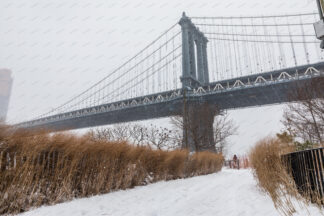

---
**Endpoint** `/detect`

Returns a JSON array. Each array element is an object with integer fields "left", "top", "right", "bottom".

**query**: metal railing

[{"left": 282, "top": 147, "right": 324, "bottom": 202}]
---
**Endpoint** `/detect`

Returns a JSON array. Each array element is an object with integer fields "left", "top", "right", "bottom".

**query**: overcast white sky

[{"left": 0, "top": 0, "right": 319, "bottom": 156}]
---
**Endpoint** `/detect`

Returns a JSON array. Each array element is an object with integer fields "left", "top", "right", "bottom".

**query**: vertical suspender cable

[
  {"left": 262, "top": 17, "right": 273, "bottom": 72},
  {"left": 158, "top": 42, "right": 162, "bottom": 92},
  {"left": 231, "top": 18, "right": 239, "bottom": 78},
  {"left": 172, "top": 30, "right": 176, "bottom": 90},
  {"left": 287, "top": 17, "right": 298, "bottom": 66},
  {"left": 244, "top": 19, "right": 252, "bottom": 75},
  {"left": 251, "top": 18, "right": 260, "bottom": 73},
  {"left": 226, "top": 21, "right": 233, "bottom": 79},
  {"left": 235, "top": 17, "right": 243, "bottom": 77},
  {"left": 210, "top": 18, "right": 216, "bottom": 81},
  {"left": 215, "top": 24, "right": 220, "bottom": 81},
  {"left": 300, "top": 16, "right": 310, "bottom": 65},
  {"left": 274, "top": 17, "right": 285, "bottom": 69},
  {"left": 221, "top": 18, "right": 228, "bottom": 80},
  {"left": 219, "top": 21, "right": 225, "bottom": 80}
]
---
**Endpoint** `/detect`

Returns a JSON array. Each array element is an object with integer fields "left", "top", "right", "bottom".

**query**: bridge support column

[
  {"left": 202, "top": 37, "right": 209, "bottom": 84},
  {"left": 195, "top": 37, "right": 205, "bottom": 83},
  {"left": 179, "top": 13, "right": 191, "bottom": 88},
  {"left": 196, "top": 30, "right": 209, "bottom": 85},
  {"left": 179, "top": 12, "right": 213, "bottom": 152},
  {"left": 182, "top": 102, "right": 216, "bottom": 152},
  {"left": 179, "top": 12, "right": 209, "bottom": 88},
  {"left": 179, "top": 12, "right": 199, "bottom": 88}
]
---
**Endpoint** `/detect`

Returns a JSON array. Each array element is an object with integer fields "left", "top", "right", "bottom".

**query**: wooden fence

[{"left": 282, "top": 147, "right": 324, "bottom": 201}]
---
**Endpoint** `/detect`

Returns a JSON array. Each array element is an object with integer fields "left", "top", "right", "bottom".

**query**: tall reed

[
  {"left": 250, "top": 137, "right": 323, "bottom": 216},
  {"left": 0, "top": 129, "right": 223, "bottom": 215}
]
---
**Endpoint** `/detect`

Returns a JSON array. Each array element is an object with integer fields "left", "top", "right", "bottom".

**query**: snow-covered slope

[{"left": 20, "top": 169, "right": 321, "bottom": 216}]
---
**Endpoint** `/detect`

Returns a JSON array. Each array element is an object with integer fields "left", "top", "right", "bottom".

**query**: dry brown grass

[
  {"left": 249, "top": 137, "right": 323, "bottom": 216},
  {"left": 0, "top": 128, "right": 223, "bottom": 215}
]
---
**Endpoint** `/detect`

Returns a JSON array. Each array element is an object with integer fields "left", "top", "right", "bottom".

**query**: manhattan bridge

[{"left": 17, "top": 12, "right": 324, "bottom": 151}]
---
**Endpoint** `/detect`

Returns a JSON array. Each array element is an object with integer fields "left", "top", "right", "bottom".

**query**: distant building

[{"left": 0, "top": 69, "right": 13, "bottom": 122}]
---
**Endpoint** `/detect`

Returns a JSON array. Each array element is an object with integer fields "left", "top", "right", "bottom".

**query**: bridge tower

[
  {"left": 178, "top": 12, "right": 215, "bottom": 152},
  {"left": 179, "top": 12, "right": 209, "bottom": 87}
]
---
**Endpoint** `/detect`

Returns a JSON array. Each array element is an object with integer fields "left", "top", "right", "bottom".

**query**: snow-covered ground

[{"left": 20, "top": 169, "right": 321, "bottom": 216}]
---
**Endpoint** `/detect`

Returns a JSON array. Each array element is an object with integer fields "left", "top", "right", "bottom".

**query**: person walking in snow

[{"left": 233, "top": 154, "right": 239, "bottom": 169}]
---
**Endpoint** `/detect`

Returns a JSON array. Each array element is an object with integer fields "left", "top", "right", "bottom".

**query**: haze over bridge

[{"left": 17, "top": 12, "right": 324, "bottom": 151}]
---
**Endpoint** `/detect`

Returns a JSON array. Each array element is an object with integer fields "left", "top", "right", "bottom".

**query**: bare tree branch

[{"left": 282, "top": 78, "right": 324, "bottom": 145}]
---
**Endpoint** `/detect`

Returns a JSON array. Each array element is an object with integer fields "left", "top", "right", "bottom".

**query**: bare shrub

[
  {"left": 145, "top": 125, "right": 181, "bottom": 150},
  {"left": 283, "top": 78, "right": 324, "bottom": 145},
  {"left": 213, "top": 113, "right": 237, "bottom": 153},
  {"left": 89, "top": 123, "right": 181, "bottom": 150},
  {"left": 0, "top": 128, "right": 223, "bottom": 215}
]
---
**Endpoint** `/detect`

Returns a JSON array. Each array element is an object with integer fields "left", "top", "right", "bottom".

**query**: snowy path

[{"left": 20, "top": 169, "right": 321, "bottom": 216}]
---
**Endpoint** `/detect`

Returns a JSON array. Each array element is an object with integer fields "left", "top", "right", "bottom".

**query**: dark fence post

[{"left": 283, "top": 147, "right": 324, "bottom": 202}]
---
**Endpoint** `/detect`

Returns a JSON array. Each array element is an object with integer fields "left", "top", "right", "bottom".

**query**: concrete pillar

[{"left": 182, "top": 102, "right": 216, "bottom": 152}]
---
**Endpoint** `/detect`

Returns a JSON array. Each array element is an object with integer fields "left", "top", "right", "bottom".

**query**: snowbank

[{"left": 20, "top": 169, "right": 321, "bottom": 216}]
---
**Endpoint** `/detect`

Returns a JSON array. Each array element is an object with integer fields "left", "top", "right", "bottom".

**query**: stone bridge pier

[{"left": 182, "top": 101, "right": 217, "bottom": 152}]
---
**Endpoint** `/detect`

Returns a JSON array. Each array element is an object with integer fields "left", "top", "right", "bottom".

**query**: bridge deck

[{"left": 17, "top": 62, "right": 324, "bottom": 131}]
